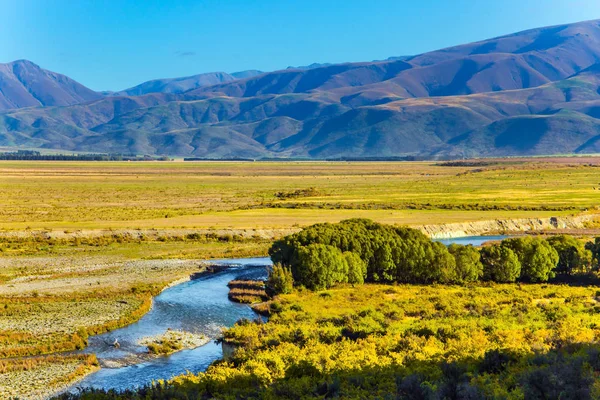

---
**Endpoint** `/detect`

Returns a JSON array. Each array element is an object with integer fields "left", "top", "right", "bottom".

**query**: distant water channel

[{"left": 70, "top": 236, "right": 507, "bottom": 392}]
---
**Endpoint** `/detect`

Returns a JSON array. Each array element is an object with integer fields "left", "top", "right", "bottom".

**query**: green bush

[
  {"left": 548, "top": 235, "right": 592, "bottom": 275},
  {"left": 266, "top": 264, "right": 294, "bottom": 296},
  {"left": 293, "top": 244, "right": 349, "bottom": 290},
  {"left": 343, "top": 252, "right": 367, "bottom": 285},
  {"left": 270, "top": 219, "right": 456, "bottom": 287}
]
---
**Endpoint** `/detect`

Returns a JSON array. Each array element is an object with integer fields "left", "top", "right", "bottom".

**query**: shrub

[
  {"left": 548, "top": 235, "right": 592, "bottom": 275},
  {"left": 585, "top": 237, "right": 600, "bottom": 270},
  {"left": 293, "top": 244, "right": 349, "bottom": 290},
  {"left": 270, "top": 219, "right": 459, "bottom": 287},
  {"left": 344, "top": 252, "right": 367, "bottom": 285},
  {"left": 266, "top": 264, "right": 294, "bottom": 296}
]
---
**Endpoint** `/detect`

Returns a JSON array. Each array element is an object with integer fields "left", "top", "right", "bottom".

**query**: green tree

[
  {"left": 547, "top": 235, "right": 592, "bottom": 275},
  {"left": 585, "top": 237, "right": 600, "bottom": 271},
  {"left": 448, "top": 244, "right": 483, "bottom": 283},
  {"left": 293, "top": 244, "right": 349, "bottom": 290},
  {"left": 371, "top": 243, "right": 395, "bottom": 282},
  {"left": 503, "top": 237, "right": 558, "bottom": 282},
  {"left": 481, "top": 244, "right": 521, "bottom": 283},
  {"left": 265, "top": 264, "right": 294, "bottom": 296},
  {"left": 429, "top": 241, "right": 457, "bottom": 283},
  {"left": 344, "top": 252, "right": 367, "bottom": 285}
]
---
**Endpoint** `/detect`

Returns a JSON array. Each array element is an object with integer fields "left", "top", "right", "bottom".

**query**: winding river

[
  {"left": 70, "top": 236, "right": 507, "bottom": 392},
  {"left": 72, "top": 258, "right": 271, "bottom": 392}
]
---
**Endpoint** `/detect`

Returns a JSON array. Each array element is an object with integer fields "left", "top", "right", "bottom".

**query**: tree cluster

[{"left": 269, "top": 219, "right": 594, "bottom": 290}]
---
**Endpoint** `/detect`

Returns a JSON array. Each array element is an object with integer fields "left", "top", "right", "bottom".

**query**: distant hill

[
  {"left": 231, "top": 70, "right": 264, "bottom": 79},
  {"left": 111, "top": 70, "right": 265, "bottom": 97},
  {"left": 113, "top": 72, "right": 237, "bottom": 96},
  {"left": 3, "top": 19, "right": 600, "bottom": 158},
  {"left": 0, "top": 60, "right": 101, "bottom": 111},
  {"left": 287, "top": 63, "right": 334, "bottom": 70}
]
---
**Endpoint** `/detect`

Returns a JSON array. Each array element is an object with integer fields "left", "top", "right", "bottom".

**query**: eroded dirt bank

[
  {"left": 1, "top": 213, "right": 598, "bottom": 243},
  {"left": 417, "top": 213, "right": 600, "bottom": 239}
]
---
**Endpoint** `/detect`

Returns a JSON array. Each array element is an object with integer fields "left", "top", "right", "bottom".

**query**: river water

[
  {"left": 71, "top": 236, "right": 506, "bottom": 392},
  {"left": 71, "top": 257, "right": 271, "bottom": 392}
]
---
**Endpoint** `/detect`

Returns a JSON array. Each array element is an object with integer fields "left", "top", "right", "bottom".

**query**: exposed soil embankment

[
  {"left": 417, "top": 213, "right": 599, "bottom": 239},
  {"left": 1, "top": 214, "right": 598, "bottom": 244}
]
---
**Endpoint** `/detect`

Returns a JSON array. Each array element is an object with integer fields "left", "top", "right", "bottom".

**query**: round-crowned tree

[
  {"left": 548, "top": 235, "right": 592, "bottom": 275},
  {"left": 481, "top": 244, "right": 521, "bottom": 283},
  {"left": 448, "top": 244, "right": 483, "bottom": 283},
  {"left": 429, "top": 241, "right": 457, "bottom": 283},
  {"left": 503, "top": 237, "right": 558, "bottom": 282},
  {"left": 293, "top": 244, "right": 349, "bottom": 290}
]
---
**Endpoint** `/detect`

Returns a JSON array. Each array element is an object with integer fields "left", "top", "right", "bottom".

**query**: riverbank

[
  {"left": 417, "top": 213, "right": 600, "bottom": 239},
  {"left": 2, "top": 210, "right": 598, "bottom": 250},
  {"left": 0, "top": 354, "right": 99, "bottom": 400},
  {"left": 0, "top": 256, "right": 208, "bottom": 398},
  {"left": 66, "top": 260, "right": 271, "bottom": 393}
]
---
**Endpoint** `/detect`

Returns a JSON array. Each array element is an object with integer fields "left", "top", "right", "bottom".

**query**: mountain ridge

[
  {"left": 0, "top": 60, "right": 102, "bottom": 111},
  {"left": 3, "top": 19, "right": 600, "bottom": 158}
]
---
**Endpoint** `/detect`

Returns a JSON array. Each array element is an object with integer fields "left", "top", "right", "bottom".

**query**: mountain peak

[
  {"left": 0, "top": 60, "right": 101, "bottom": 110},
  {"left": 7, "top": 59, "right": 42, "bottom": 71}
]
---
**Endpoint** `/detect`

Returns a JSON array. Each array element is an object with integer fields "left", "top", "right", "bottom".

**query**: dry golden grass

[
  {"left": 0, "top": 354, "right": 98, "bottom": 399},
  {"left": 227, "top": 280, "right": 268, "bottom": 304}
]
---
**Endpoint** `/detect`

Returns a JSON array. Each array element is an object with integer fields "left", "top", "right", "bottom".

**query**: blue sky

[{"left": 2, "top": 0, "right": 600, "bottom": 91}]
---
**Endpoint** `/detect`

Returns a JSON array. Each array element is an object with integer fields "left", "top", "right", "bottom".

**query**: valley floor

[{"left": 1, "top": 158, "right": 600, "bottom": 398}]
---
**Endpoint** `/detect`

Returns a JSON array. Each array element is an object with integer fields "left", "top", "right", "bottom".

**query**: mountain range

[{"left": 3, "top": 19, "right": 600, "bottom": 158}]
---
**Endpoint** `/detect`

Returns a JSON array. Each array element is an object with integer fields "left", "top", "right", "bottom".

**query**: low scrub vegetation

[
  {"left": 227, "top": 280, "right": 268, "bottom": 304},
  {"left": 140, "top": 330, "right": 208, "bottom": 355},
  {"left": 54, "top": 283, "right": 600, "bottom": 399}
]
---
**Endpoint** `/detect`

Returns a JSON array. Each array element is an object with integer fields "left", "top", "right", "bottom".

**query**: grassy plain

[
  {"left": 0, "top": 159, "right": 598, "bottom": 231},
  {"left": 1, "top": 158, "right": 600, "bottom": 397}
]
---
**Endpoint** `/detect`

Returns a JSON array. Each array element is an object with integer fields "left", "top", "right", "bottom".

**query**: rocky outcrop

[{"left": 417, "top": 214, "right": 599, "bottom": 239}]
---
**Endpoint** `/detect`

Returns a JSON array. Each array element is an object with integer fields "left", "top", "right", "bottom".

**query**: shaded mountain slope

[
  {"left": 0, "top": 60, "right": 101, "bottom": 111},
  {"left": 4, "top": 20, "right": 600, "bottom": 158}
]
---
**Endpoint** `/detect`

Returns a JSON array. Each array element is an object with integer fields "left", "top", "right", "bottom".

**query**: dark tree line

[
  {"left": 269, "top": 219, "right": 595, "bottom": 291},
  {"left": 0, "top": 150, "right": 170, "bottom": 161}
]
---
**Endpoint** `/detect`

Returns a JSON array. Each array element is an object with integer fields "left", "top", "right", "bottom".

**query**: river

[{"left": 70, "top": 236, "right": 506, "bottom": 392}]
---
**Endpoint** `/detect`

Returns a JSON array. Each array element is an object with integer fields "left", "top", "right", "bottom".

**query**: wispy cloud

[{"left": 175, "top": 51, "right": 196, "bottom": 57}]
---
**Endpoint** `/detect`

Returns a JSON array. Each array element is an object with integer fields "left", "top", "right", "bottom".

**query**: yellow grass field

[
  {"left": 0, "top": 159, "right": 598, "bottom": 231},
  {"left": 1, "top": 158, "right": 599, "bottom": 396}
]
